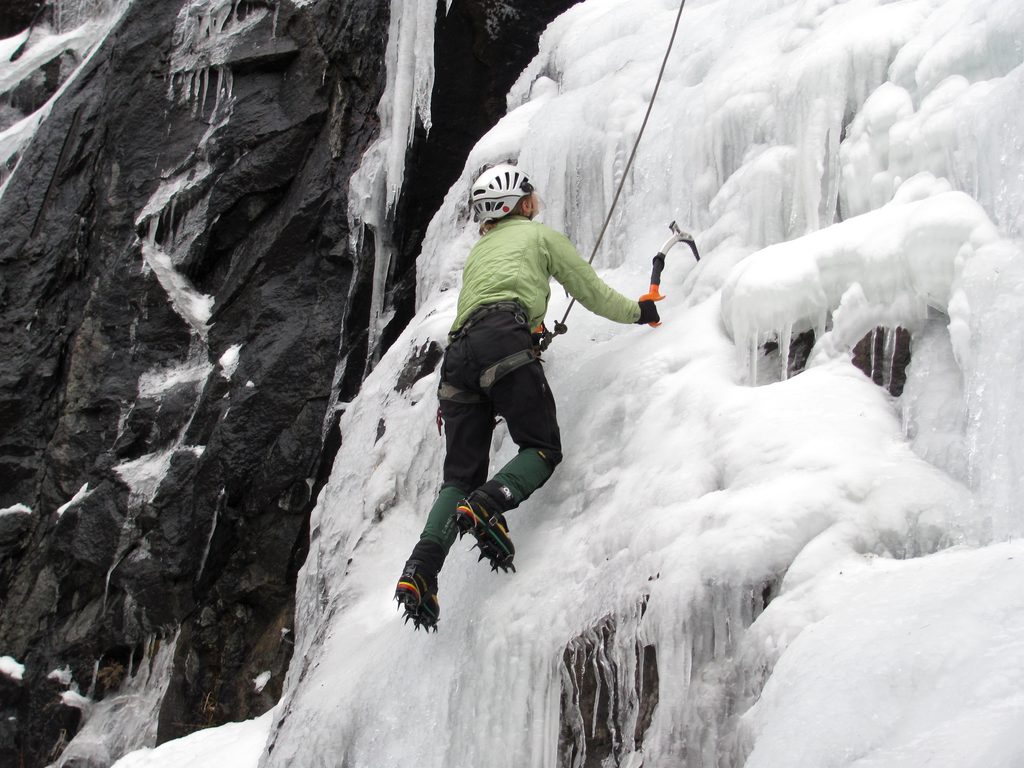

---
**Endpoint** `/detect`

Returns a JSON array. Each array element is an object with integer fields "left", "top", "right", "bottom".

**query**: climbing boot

[
  {"left": 454, "top": 481, "right": 516, "bottom": 573},
  {"left": 394, "top": 540, "right": 444, "bottom": 631}
]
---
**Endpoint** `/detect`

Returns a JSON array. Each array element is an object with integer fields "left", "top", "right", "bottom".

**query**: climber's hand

[{"left": 637, "top": 299, "right": 661, "bottom": 326}]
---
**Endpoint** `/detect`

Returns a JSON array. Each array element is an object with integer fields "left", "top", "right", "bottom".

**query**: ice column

[
  {"left": 957, "top": 240, "right": 1024, "bottom": 540},
  {"left": 347, "top": 0, "right": 438, "bottom": 366}
]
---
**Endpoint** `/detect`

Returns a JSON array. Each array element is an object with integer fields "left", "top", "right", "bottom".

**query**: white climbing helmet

[{"left": 470, "top": 163, "right": 534, "bottom": 222}]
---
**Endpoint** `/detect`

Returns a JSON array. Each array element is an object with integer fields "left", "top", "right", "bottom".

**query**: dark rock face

[
  {"left": 0, "top": 1, "right": 43, "bottom": 38},
  {"left": 559, "top": 610, "right": 659, "bottom": 768},
  {"left": 852, "top": 326, "right": 912, "bottom": 396},
  {"left": 0, "top": 0, "right": 583, "bottom": 765},
  {"left": 0, "top": 0, "right": 388, "bottom": 763}
]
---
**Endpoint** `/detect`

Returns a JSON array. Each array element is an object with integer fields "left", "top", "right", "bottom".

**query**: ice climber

[{"left": 394, "top": 163, "right": 662, "bottom": 630}]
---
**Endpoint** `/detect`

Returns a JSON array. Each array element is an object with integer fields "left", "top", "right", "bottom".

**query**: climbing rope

[{"left": 552, "top": 0, "right": 690, "bottom": 339}]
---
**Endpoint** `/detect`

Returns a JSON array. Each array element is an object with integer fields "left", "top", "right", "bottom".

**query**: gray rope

[{"left": 555, "top": 0, "right": 689, "bottom": 333}]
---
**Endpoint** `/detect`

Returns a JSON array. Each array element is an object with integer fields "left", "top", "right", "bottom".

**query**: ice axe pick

[{"left": 641, "top": 221, "right": 700, "bottom": 326}]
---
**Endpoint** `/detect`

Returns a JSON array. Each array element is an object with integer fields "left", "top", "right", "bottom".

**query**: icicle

[
  {"left": 198, "top": 67, "right": 210, "bottom": 117},
  {"left": 170, "top": 199, "right": 182, "bottom": 247},
  {"left": 211, "top": 66, "right": 234, "bottom": 119},
  {"left": 869, "top": 327, "right": 879, "bottom": 383},
  {"left": 196, "top": 491, "right": 221, "bottom": 580},
  {"left": 87, "top": 658, "right": 100, "bottom": 697},
  {"left": 748, "top": 333, "right": 760, "bottom": 385},
  {"left": 779, "top": 323, "right": 793, "bottom": 381}
]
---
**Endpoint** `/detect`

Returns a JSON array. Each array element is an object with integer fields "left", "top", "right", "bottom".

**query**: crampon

[
  {"left": 394, "top": 563, "right": 440, "bottom": 632},
  {"left": 454, "top": 498, "right": 516, "bottom": 573}
]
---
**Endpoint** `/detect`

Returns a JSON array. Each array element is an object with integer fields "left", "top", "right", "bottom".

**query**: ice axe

[{"left": 640, "top": 221, "right": 700, "bottom": 326}]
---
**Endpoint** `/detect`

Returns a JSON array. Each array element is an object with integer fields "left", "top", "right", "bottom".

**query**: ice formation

[
  {"left": 219, "top": 343, "right": 243, "bottom": 379},
  {"left": 258, "top": 0, "right": 1024, "bottom": 767},
  {"left": 48, "top": 666, "right": 74, "bottom": 686},
  {"left": 55, "top": 483, "right": 92, "bottom": 518},
  {"left": 54, "top": 636, "right": 181, "bottom": 768},
  {"left": 0, "top": 503, "right": 32, "bottom": 517},
  {"left": 346, "top": 0, "right": 438, "bottom": 365}
]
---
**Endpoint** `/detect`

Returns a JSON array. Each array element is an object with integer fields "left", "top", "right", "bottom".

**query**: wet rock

[
  {"left": 0, "top": 0, "right": 385, "bottom": 761},
  {"left": 0, "top": 668, "right": 25, "bottom": 768},
  {"left": 0, "top": 1, "right": 43, "bottom": 39},
  {"left": 852, "top": 326, "right": 913, "bottom": 396},
  {"left": 395, "top": 340, "right": 443, "bottom": 393},
  {"left": 0, "top": 506, "right": 33, "bottom": 557},
  {"left": 559, "top": 612, "right": 660, "bottom": 768}
]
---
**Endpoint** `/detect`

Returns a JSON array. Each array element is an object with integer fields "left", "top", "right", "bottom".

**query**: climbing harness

[
  {"left": 552, "top": 0, "right": 693, "bottom": 342},
  {"left": 437, "top": 301, "right": 540, "bottom": 411}
]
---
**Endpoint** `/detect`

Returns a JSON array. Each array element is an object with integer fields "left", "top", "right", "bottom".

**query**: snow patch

[
  {"left": 48, "top": 666, "right": 74, "bottom": 686},
  {"left": 0, "top": 656, "right": 25, "bottom": 682},
  {"left": 56, "top": 483, "right": 92, "bottom": 518},
  {"left": 219, "top": 344, "right": 242, "bottom": 379},
  {"left": 140, "top": 235, "right": 214, "bottom": 339},
  {"left": 252, "top": 671, "right": 270, "bottom": 694},
  {"left": 0, "top": 503, "right": 32, "bottom": 517},
  {"left": 138, "top": 356, "right": 212, "bottom": 399},
  {"left": 740, "top": 542, "right": 1024, "bottom": 767},
  {"left": 0, "top": 30, "right": 30, "bottom": 62},
  {"left": 110, "top": 707, "right": 275, "bottom": 768},
  {"left": 134, "top": 162, "right": 212, "bottom": 228},
  {"left": 61, "top": 690, "right": 92, "bottom": 710},
  {"left": 114, "top": 446, "right": 204, "bottom": 504}
]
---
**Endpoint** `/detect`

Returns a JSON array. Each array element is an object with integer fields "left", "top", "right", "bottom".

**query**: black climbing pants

[{"left": 419, "top": 305, "right": 563, "bottom": 553}]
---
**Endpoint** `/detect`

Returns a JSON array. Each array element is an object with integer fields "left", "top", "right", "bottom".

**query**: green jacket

[{"left": 452, "top": 216, "right": 641, "bottom": 332}]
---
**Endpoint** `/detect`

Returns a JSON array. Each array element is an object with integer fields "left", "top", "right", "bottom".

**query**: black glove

[{"left": 637, "top": 299, "right": 661, "bottom": 325}]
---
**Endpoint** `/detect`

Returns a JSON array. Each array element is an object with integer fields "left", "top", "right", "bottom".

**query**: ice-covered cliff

[
  {"left": 3, "top": 0, "right": 1024, "bottom": 766},
  {"left": 260, "top": 1, "right": 1024, "bottom": 766}
]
